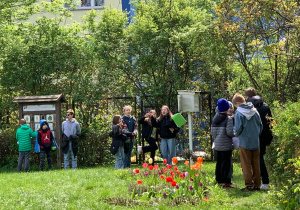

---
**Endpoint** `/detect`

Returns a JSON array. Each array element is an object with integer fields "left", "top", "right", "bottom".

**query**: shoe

[
  {"left": 223, "top": 183, "right": 234, "bottom": 188},
  {"left": 260, "top": 184, "right": 270, "bottom": 190},
  {"left": 253, "top": 187, "right": 260, "bottom": 191},
  {"left": 137, "top": 145, "right": 142, "bottom": 154},
  {"left": 240, "top": 186, "right": 253, "bottom": 192}
]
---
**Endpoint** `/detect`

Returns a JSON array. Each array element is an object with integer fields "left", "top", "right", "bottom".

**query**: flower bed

[{"left": 130, "top": 157, "right": 214, "bottom": 203}]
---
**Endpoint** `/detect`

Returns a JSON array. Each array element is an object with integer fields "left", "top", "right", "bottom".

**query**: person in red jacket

[{"left": 37, "top": 120, "right": 54, "bottom": 171}]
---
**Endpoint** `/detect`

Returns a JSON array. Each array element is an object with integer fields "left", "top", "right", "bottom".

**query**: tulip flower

[
  {"left": 197, "top": 156, "right": 203, "bottom": 163},
  {"left": 190, "top": 177, "right": 193, "bottom": 181},
  {"left": 166, "top": 176, "right": 173, "bottom": 182},
  {"left": 154, "top": 165, "right": 159, "bottom": 170},
  {"left": 184, "top": 160, "right": 189, "bottom": 165},
  {"left": 176, "top": 184, "right": 179, "bottom": 189},
  {"left": 163, "top": 159, "right": 167, "bottom": 164},
  {"left": 144, "top": 172, "right": 149, "bottom": 176},
  {"left": 142, "top": 163, "right": 148, "bottom": 168},
  {"left": 172, "top": 157, "right": 178, "bottom": 165},
  {"left": 179, "top": 174, "right": 184, "bottom": 179},
  {"left": 171, "top": 181, "right": 177, "bottom": 187},
  {"left": 137, "top": 180, "right": 142, "bottom": 185},
  {"left": 134, "top": 169, "right": 139, "bottom": 173},
  {"left": 189, "top": 185, "right": 193, "bottom": 190},
  {"left": 160, "top": 175, "right": 164, "bottom": 179},
  {"left": 199, "top": 182, "right": 203, "bottom": 187},
  {"left": 163, "top": 192, "right": 167, "bottom": 197},
  {"left": 184, "top": 172, "right": 188, "bottom": 177},
  {"left": 149, "top": 165, "right": 154, "bottom": 170},
  {"left": 167, "top": 165, "right": 172, "bottom": 169},
  {"left": 174, "top": 166, "right": 178, "bottom": 171}
]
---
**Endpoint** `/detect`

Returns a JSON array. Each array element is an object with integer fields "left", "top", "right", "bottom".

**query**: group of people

[
  {"left": 110, "top": 105, "right": 179, "bottom": 169},
  {"left": 211, "top": 87, "right": 273, "bottom": 191},
  {"left": 16, "top": 109, "right": 81, "bottom": 172},
  {"left": 16, "top": 87, "right": 273, "bottom": 193}
]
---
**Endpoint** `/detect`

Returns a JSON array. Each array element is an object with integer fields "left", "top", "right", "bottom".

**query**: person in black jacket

[
  {"left": 152, "top": 105, "right": 179, "bottom": 165},
  {"left": 245, "top": 88, "right": 273, "bottom": 190},
  {"left": 137, "top": 110, "right": 158, "bottom": 166},
  {"left": 109, "top": 115, "right": 127, "bottom": 169}
]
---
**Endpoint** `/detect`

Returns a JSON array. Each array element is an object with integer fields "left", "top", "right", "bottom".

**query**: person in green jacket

[{"left": 16, "top": 118, "right": 37, "bottom": 172}]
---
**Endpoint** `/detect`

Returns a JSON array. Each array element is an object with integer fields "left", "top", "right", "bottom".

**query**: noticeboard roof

[{"left": 13, "top": 94, "right": 66, "bottom": 103}]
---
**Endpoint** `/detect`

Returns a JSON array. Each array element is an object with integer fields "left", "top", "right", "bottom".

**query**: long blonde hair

[{"left": 157, "top": 105, "right": 173, "bottom": 121}]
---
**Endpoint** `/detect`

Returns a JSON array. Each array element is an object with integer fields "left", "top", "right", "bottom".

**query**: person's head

[
  {"left": 158, "top": 105, "right": 173, "bottom": 120},
  {"left": 41, "top": 121, "right": 48, "bottom": 130},
  {"left": 244, "top": 87, "right": 257, "bottom": 100},
  {"left": 19, "top": 118, "right": 26, "bottom": 125},
  {"left": 227, "top": 101, "right": 234, "bottom": 116},
  {"left": 66, "top": 109, "right": 74, "bottom": 121},
  {"left": 217, "top": 98, "right": 230, "bottom": 113},
  {"left": 112, "top": 115, "right": 122, "bottom": 125},
  {"left": 149, "top": 110, "right": 156, "bottom": 118},
  {"left": 123, "top": 105, "right": 132, "bottom": 117},
  {"left": 232, "top": 93, "right": 246, "bottom": 108}
]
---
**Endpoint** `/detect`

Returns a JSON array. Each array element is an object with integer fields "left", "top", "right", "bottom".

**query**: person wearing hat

[{"left": 211, "top": 98, "right": 235, "bottom": 188}]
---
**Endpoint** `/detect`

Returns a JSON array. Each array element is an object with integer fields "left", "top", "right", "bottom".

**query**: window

[{"left": 78, "top": 0, "right": 104, "bottom": 9}]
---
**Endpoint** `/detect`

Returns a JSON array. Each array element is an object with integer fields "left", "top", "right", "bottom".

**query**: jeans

[
  {"left": 114, "top": 146, "right": 125, "bottom": 170},
  {"left": 124, "top": 141, "right": 133, "bottom": 168},
  {"left": 64, "top": 142, "right": 77, "bottom": 169},
  {"left": 215, "top": 150, "right": 232, "bottom": 184},
  {"left": 161, "top": 138, "right": 176, "bottom": 165},
  {"left": 40, "top": 149, "right": 52, "bottom": 171},
  {"left": 18, "top": 151, "right": 30, "bottom": 172}
]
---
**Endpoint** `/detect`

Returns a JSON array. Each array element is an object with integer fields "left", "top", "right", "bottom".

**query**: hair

[
  {"left": 67, "top": 109, "right": 74, "bottom": 115},
  {"left": 157, "top": 105, "right": 173, "bottom": 121},
  {"left": 123, "top": 105, "right": 132, "bottom": 113},
  {"left": 232, "top": 93, "right": 246, "bottom": 106},
  {"left": 145, "top": 109, "right": 156, "bottom": 125},
  {"left": 244, "top": 87, "right": 257, "bottom": 98},
  {"left": 112, "top": 115, "right": 121, "bottom": 125},
  {"left": 19, "top": 118, "right": 26, "bottom": 125}
]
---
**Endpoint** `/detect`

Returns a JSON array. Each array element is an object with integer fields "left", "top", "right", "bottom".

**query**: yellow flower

[{"left": 283, "top": 200, "right": 288, "bottom": 203}]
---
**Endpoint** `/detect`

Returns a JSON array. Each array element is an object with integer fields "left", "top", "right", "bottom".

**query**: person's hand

[{"left": 169, "top": 128, "right": 174, "bottom": 133}]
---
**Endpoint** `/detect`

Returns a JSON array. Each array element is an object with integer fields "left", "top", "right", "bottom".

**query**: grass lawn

[{"left": 0, "top": 162, "right": 280, "bottom": 209}]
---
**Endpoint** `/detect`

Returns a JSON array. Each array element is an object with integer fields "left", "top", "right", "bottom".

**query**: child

[
  {"left": 152, "top": 105, "right": 179, "bottom": 165},
  {"left": 138, "top": 110, "right": 159, "bottom": 166},
  {"left": 37, "top": 120, "right": 54, "bottom": 171},
  {"left": 109, "top": 115, "right": 127, "bottom": 169},
  {"left": 211, "top": 99, "right": 235, "bottom": 187},
  {"left": 122, "top": 105, "right": 138, "bottom": 168},
  {"left": 232, "top": 93, "right": 262, "bottom": 191},
  {"left": 16, "top": 118, "right": 37, "bottom": 172}
]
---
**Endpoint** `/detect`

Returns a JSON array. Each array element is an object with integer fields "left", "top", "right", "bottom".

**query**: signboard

[{"left": 23, "top": 104, "right": 56, "bottom": 112}]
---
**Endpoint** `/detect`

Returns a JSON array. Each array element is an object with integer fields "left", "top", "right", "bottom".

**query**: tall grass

[{"left": 0, "top": 162, "right": 280, "bottom": 209}]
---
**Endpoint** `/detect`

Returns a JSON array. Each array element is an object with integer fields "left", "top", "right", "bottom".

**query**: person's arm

[
  {"left": 234, "top": 113, "right": 243, "bottom": 137},
  {"left": 50, "top": 131, "right": 54, "bottom": 143},
  {"left": 37, "top": 131, "right": 42, "bottom": 146},
  {"left": 138, "top": 117, "right": 145, "bottom": 124},
  {"left": 133, "top": 118, "right": 138, "bottom": 136},
  {"left": 30, "top": 129, "right": 37, "bottom": 138},
  {"left": 76, "top": 123, "right": 81, "bottom": 136},
  {"left": 226, "top": 117, "right": 235, "bottom": 137},
  {"left": 151, "top": 117, "right": 160, "bottom": 128}
]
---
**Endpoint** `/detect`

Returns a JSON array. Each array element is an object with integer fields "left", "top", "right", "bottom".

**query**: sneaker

[
  {"left": 260, "top": 184, "right": 270, "bottom": 190},
  {"left": 137, "top": 145, "right": 142, "bottom": 154},
  {"left": 240, "top": 186, "right": 253, "bottom": 192}
]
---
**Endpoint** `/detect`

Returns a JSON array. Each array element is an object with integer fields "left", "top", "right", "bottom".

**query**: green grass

[{"left": 0, "top": 162, "right": 280, "bottom": 209}]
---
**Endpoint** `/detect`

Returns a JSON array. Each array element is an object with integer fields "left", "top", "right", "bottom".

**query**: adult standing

[
  {"left": 122, "top": 105, "right": 138, "bottom": 168},
  {"left": 152, "top": 105, "right": 179, "bottom": 165},
  {"left": 245, "top": 87, "right": 273, "bottom": 190},
  {"left": 62, "top": 109, "right": 81, "bottom": 170}
]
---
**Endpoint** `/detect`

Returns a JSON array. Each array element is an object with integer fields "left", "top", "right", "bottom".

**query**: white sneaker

[
  {"left": 137, "top": 145, "right": 142, "bottom": 154},
  {"left": 260, "top": 184, "right": 270, "bottom": 190}
]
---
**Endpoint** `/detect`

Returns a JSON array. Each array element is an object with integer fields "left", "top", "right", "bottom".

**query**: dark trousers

[
  {"left": 18, "top": 151, "right": 30, "bottom": 172},
  {"left": 124, "top": 141, "right": 133, "bottom": 168},
  {"left": 215, "top": 150, "right": 232, "bottom": 184},
  {"left": 260, "top": 152, "right": 269, "bottom": 184},
  {"left": 142, "top": 137, "right": 158, "bottom": 166},
  {"left": 40, "top": 149, "right": 52, "bottom": 171}
]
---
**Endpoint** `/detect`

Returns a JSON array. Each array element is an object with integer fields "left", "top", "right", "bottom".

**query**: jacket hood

[
  {"left": 20, "top": 124, "right": 30, "bottom": 130},
  {"left": 247, "top": 95, "right": 263, "bottom": 108},
  {"left": 65, "top": 118, "right": 76, "bottom": 123},
  {"left": 212, "top": 112, "right": 227, "bottom": 124},
  {"left": 237, "top": 102, "right": 257, "bottom": 120},
  {"left": 39, "top": 120, "right": 50, "bottom": 130}
]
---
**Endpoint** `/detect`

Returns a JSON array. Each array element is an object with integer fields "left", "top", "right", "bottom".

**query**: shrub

[{"left": 267, "top": 101, "right": 300, "bottom": 209}]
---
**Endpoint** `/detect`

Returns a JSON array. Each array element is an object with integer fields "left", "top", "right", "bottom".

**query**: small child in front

[
  {"left": 232, "top": 93, "right": 262, "bottom": 191},
  {"left": 37, "top": 120, "right": 54, "bottom": 171}
]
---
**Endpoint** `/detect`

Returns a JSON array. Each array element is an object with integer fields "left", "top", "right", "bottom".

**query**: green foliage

[{"left": 266, "top": 101, "right": 300, "bottom": 208}]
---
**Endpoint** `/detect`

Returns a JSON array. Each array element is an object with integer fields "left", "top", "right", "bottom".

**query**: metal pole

[{"left": 188, "top": 111, "right": 193, "bottom": 163}]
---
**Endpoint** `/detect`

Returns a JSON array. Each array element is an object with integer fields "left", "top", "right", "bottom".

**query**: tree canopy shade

[{"left": 214, "top": 0, "right": 300, "bottom": 101}]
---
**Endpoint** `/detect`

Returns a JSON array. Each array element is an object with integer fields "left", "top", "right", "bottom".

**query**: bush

[{"left": 266, "top": 101, "right": 300, "bottom": 209}]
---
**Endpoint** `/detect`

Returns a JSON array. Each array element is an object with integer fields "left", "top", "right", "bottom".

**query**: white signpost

[{"left": 177, "top": 90, "right": 201, "bottom": 163}]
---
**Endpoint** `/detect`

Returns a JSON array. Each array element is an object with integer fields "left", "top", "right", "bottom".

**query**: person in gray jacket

[
  {"left": 211, "top": 98, "right": 235, "bottom": 187},
  {"left": 62, "top": 109, "right": 81, "bottom": 169}
]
